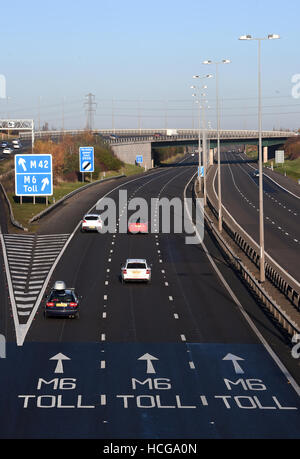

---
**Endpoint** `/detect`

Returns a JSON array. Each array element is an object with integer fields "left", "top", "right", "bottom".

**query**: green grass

[
  {"left": 245, "top": 145, "right": 258, "bottom": 160},
  {"left": 8, "top": 181, "right": 88, "bottom": 230},
  {"left": 5, "top": 164, "right": 145, "bottom": 231},
  {"left": 266, "top": 157, "right": 300, "bottom": 182},
  {"left": 160, "top": 152, "right": 186, "bottom": 164}
]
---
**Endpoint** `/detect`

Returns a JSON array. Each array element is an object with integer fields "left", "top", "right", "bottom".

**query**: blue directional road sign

[
  {"left": 79, "top": 147, "right": 94, "bottom": 172},
  {"left": 136, "top": 155, "right": 143, "bottom": 164},
  {"left": 15, "top": 154, "right": 53, "bottom": 196},
  {"left": 198, "top": 166, "right": 204, "bottom": 177}
]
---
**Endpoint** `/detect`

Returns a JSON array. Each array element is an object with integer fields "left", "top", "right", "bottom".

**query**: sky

[{"left": 0, "top": 0, "right": 300, "bottom": 131}]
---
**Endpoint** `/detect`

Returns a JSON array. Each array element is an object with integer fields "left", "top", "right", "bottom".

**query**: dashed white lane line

[
  {"left": 101, "top": 333, "right": 106, "bottom": 341},
  {"left": 165, "top": 282, "right": 169, "bottom": 286},
  {"left": 189, "top": 362, "right": 195, "bottom": 370},
  {"left": 169, "top": 296, "right": 173, "bottom": 301},
  {"left": 174, "top": 313, "right": 179, "bottom": 319},
  {"left": 180, "top": 334, "right": 187, "bottom": 342},
  {"left": 105, "top": 281, "right": 109, "bottom": 285},
  {"left": 102, "top": 312, "right": 107, "bottom": 319},
  {"left": 100, "top": 395, "right": 107, "bottom": 406},
  {"left": 104, "top": 295, "right": 108, "bottom": 300},
  {"left": 100, "top": 360, "right": 106, "bottom": 369}
]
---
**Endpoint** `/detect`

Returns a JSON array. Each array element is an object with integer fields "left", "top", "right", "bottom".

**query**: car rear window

[
  {"left": 127, "top": 263, "right": 147, "bottom": 269},
  {"left": 49, "top": 290, "right": 75, "bottom": 302},
  {"left": 85, "top": 216, "right": 98, "bottom": 221}
]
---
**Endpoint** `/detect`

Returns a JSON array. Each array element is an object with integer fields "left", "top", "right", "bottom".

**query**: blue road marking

[{"left": 0, "top": 342, "right": 299, "bottom": 438}]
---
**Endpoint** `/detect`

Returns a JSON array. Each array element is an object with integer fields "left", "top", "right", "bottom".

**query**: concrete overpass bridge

[{"left": 19, "top": 128, "right": 297, "bottom": 170}]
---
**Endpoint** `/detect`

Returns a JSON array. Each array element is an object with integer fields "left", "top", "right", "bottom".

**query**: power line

[{"left": 84, "top": 93, "right": 97, "bottom": 130}]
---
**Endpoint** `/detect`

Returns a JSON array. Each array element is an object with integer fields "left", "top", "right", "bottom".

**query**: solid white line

[
  {"left": 1, "top": 168, "right": 184, "bottom": 346},
  {"left": 212, "top": 166, "right": 300, "bottom": 288},
  {"left": 185, "top": 171, "right": 300, "bottom": 397}
]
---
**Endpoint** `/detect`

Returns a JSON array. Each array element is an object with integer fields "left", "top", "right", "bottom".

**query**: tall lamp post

[
  {"left": 191, "top": 74, "right": 213, "bottom": 193},
  {"left": 203, "top": 59, "right": 231, "bottom": 232},
  {"left": 239, "top": 34, "right": 280, "bottom": 283}
]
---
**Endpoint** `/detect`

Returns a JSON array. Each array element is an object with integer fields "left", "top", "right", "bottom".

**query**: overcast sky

[{"left": 0, "top": 0, "right": 299, "bottom": 131}]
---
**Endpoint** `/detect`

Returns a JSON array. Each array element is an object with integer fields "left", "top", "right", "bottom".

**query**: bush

[{"left": 33, "top": 133, "right": 123, "bottom": 182}]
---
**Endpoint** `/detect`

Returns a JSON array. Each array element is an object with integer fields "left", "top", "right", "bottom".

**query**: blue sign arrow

[{"left": 14, "top": 154, "right": 53, "bottom": 196}]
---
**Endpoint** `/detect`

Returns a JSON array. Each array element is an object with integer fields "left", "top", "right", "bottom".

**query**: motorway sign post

[
  {"left": 14, "top": 154, "right": 53, "bottom": 204},
  {"left": 198, "top": 166, "right": 204, "bottom": 177},
  {"left": 275, "top": 150, "right": 285, "bottom": 164},
  {"left": 79, "top": 147, "right": 94, "bottom": 182}
]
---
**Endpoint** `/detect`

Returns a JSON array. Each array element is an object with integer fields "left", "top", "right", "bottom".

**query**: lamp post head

[
  {"left": 268, "top": 34, "right": 280, "bottom": 39},
  {"left": 239, "top": 34, "right": 252, "bottom": 40}
]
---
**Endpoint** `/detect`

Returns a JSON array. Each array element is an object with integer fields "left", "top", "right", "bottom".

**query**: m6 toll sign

[{"left": 14, "top": 154, "right": 53, "bottom": 196}]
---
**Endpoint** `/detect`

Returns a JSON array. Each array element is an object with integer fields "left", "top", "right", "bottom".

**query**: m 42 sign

[{"left": 15, "top": 154, "right": 53, "bottom": 196}]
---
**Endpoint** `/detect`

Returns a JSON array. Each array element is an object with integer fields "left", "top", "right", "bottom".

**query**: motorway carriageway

[
  {"left": 0, "top": 155, "right": 299, "bottom": 439},
  {"left": 213, "top": 150, "right": 300, "bottom": 284}
]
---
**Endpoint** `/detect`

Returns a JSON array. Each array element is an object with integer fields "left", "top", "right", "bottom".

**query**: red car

[{"left": 128, "top": 218, "right": 148, "bottom": 234}]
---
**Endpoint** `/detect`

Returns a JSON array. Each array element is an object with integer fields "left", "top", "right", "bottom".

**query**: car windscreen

[
  {"left": 49, "top": 290, "right": 75, "bottom": 302},
  {"left": 129, "top": 217, "right": 147, "bottom": 223},
  {"left": 126, "top": 263, "right": 147, "bottom": 269}
]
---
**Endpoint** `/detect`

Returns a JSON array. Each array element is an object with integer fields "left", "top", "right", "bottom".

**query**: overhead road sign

[
  {"left": 15, "top": 154, "right": 53, "bottom": 196},
  {"left": 79, "top": 147, "right": 94, "bottom": 172}
]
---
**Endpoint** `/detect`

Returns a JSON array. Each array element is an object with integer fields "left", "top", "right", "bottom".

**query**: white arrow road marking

[
  {"left": 18, "top": 157, "right": 27, "bottom": 171},
  {"left": 50, "top": 353, "right": 71, "bottom": 374},
  {"left": 138, "top": 353, "right": 159, "bottom": 374},
  {"left": 41, "top": 177, "right": 50, "bottom": 191},
  {"left": 223, "top": 353, "right": 245, "bottom": 374}
]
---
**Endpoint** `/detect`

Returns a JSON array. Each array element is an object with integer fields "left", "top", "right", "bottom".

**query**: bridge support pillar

[
  {"left": 209, "top": 149, "right": 214, "bottom": 165},
  {"left": 263, "top": 146, "right": 268, "bottom": 163},
  {"left": 111, "top": 141, "right": 152, "bottom": 170}
]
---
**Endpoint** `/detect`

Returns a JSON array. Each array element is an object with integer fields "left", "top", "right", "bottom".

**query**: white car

[
  {"left": 121, "top": 259, "right": 151, "bottom": 283},
  {"left": 13, "top": 143, "right": 22, "bottom": 149},
  {"left": 2, "top": 147, "right": 13, "bottom": 154},
  {"left": 12, "top": 139, "right": 20, "bottom": 145},
  {"left": 81, "top": 214, "right": 103, "bottom": 232}
]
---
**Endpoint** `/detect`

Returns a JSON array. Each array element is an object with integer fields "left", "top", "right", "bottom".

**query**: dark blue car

[{"left": 44, "top": 281, "right": 80, "bottom": 319}]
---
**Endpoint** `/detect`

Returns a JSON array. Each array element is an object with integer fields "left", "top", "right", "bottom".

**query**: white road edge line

[
  {"left": 212, "top": 166, "right": 300, "bottom": 289},
  {"left": 184, "top": 170, "right": 300, "bottom": 397},
  {"left": 0, "top": 167, "right": 184, "bottom": 346}
]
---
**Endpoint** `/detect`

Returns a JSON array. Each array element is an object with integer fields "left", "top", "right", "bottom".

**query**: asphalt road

[
  {"left": 0, "top": 155, "right": 299, "bottom": 439},
  {"left": 214, "top": 150, "right": 300, "bottom": 283}
]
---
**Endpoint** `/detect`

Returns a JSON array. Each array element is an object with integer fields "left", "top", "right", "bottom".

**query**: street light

[
  {"left": 239, "top": 34, "right": 280, "bottom": 283},
  {"left": 203, "top": 59, "right": 230, "bottom": 233},
  {"left": 191, "top": 74, "right": 213, "bottom": 195}
]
